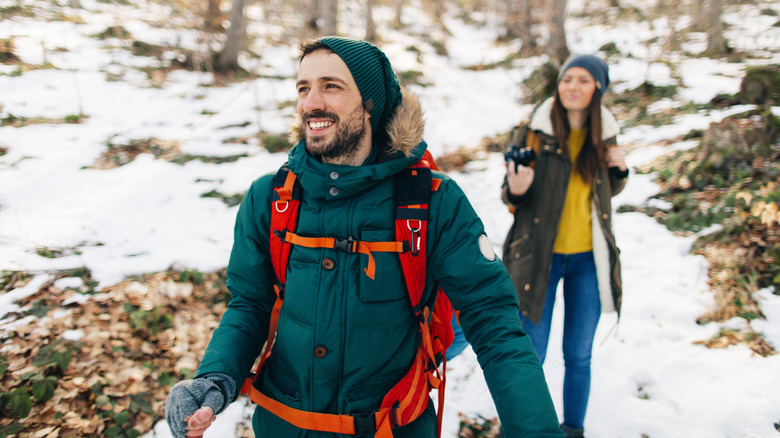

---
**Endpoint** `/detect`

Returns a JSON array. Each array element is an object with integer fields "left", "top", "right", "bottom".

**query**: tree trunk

[
  {"left": 505, "top": 0, "right": 537, "bottom": 54},
  {"left": 547, "top": 0, "right": 569, "bottom": 63},
  {"left": 692, "top": 0, "right": 707, "bottom": 31},
  {"left": 204, "top": 0, "right": 222, "bottom": 32},
  {"left": 365, "top": 0, "right": 377, "bottom": 42},
  {"left": 320, "top": 0, "right": 338, "bottom": 36},
  {"left": 304, "top": 0, "right": 320, "bottom": 35},
  {"left": 517, "top": 0, "right": 537, "bottom": 55},
  {"left": 706, "top": 0, "right": 728, "bottom": 55},
  {"left": 661, "top": 0, "right": 681, "bottom": 51},
  {"left": 505, "top": 0, "right": 519, "bottom": 39},
  {"left": 392, "top": 0, "right": 404, "bottom": 29},
  {"left": 216, "top": 0, "right": 246, "bottom": 73}
]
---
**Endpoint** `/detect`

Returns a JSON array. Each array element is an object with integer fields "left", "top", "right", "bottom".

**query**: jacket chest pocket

[{"left": 357, "top": 229, "right": 407, "bottom": 303}]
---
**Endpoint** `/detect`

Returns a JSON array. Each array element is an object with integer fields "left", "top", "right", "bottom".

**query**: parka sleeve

[
  {"left": 429, "top": 177, "right": 563, "bottom": 437},
  {"left": 195, "top": 175, "right": 278, "bottom": 400}
]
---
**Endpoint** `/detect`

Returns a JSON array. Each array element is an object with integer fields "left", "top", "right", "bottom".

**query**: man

[{"left": 165, "top": 37, "right": 563, "bottom": 437}]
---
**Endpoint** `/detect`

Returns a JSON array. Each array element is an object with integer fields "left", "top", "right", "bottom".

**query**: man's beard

[{"left": 303, "top": 104, "right": 368, "bottom": 163}]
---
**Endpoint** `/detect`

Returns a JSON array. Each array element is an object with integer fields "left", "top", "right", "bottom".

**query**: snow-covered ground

[{"left": 2, "top": 0, "right": 779, "bottom": 436}]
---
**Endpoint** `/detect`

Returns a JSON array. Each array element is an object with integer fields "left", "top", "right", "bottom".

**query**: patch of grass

[
  {"left": 0, "top": 38, "right": 21, "bottom": 64},
  {"left": 1, "top": 271, "right": 33, "bottom": 294},
  {"left": 260, "top": 132, "right": 293, "bottom": 153},
  {"left": 172, "top": 268, "right": 205, "bottom": 285},
  {"left": 0, "top": 113, "right": 83, "bottom": 128},
  {"left": 35, "top": 246, "right": 83, "bottom": 259},
  {"left": 200, "top": 189, "right": 244, "bottom": 207},
  {"left": 172, "top": 153, "right": 248, "bottom": 165},
  {"left": 397, "top": 69, "right": 427, "bottom": 87},
  {"left": 0, "top": 4, "right": 34, "bottom": 19},
  {"left": 125, "top": 304, "right": 173, "bottom": 337},
  {"left": 94, "top": 25, "right": 133, "bottom": 40}
]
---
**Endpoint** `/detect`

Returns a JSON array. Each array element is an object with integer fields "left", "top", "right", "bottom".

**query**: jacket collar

[{"left": 529, "top": 97, "right": 620, "bottom": 140}]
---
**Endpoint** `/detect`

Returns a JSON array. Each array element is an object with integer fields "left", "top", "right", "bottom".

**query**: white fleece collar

[{"left": 529, "top": 97, "right": 620, "bottom": 140}]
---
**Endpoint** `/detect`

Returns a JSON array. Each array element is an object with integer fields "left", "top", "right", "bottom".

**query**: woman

[{"left": 501, "top": 54, "right": 628, "bottom": 438}]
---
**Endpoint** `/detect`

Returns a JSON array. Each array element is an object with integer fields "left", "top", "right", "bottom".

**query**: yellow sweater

[{"left": 553, "top": 129, "right": 593, "bottom": 254}]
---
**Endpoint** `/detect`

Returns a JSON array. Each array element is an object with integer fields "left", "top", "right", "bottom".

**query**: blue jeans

[
  {"left": 445, "top": 313, "right": 468, "bottom": 361},
  {"left": 520, "top": 252, "right": 601, "bottom": 430}
]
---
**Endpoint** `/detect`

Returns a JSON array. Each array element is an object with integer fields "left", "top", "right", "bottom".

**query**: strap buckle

[
  {"left": 333, "top": 236, "right": 357, "bottom": 252},
  {"left": 352, "top": 411, "right": 376, "bottom": 436},
  {"left": 407, "top": 220, "right": 421, "bottom": 256}
]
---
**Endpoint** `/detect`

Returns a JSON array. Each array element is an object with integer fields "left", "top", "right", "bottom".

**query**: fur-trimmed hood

[
  {"left": 529, "top": 97, "right": 620, "bottom": 140},
  {"left": 289, "top": 89, "right": 425, "bottom": 158}
]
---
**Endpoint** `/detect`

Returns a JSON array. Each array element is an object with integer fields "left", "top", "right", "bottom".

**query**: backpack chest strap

[{"left": 276, "top": 230, "right": 408, "bottom": 280}]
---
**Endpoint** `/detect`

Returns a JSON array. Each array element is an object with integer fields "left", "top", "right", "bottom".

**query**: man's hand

[
  {"left": 507, "top": 161, "right": 534, "bottom": 196},
  {"left": 165, "top": 375, "right": 235, "bottom": 438},
  {"left": 183, "top": 406, "right": 216, "bottom": 437},
  {"left": 605, "top": 147, "right": 627, "bottom": 171}
]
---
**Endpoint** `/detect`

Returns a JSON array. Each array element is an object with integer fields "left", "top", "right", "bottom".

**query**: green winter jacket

[
  {"left": 196, "top": 94, "right": 563, "bottom": 437},
  {"left": 501, "top": 97, "right": 628, "bottom": 325}
]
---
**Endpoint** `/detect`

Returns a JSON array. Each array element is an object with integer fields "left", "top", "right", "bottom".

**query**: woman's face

[{"left": 557, "top": 67, "right": 597, "bottom": 113}]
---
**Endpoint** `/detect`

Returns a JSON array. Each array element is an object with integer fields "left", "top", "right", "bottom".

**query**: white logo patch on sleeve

[{"left": 478, "top": 234, "right": 496, "bottom": 261}]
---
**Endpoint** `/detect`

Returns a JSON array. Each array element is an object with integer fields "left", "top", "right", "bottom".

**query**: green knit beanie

[{"left": 318, "top": 36, "right": 403, "bottom": 136}]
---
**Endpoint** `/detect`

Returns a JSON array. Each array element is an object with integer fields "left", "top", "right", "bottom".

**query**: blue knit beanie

[
  {"left": 318, "top": 37, "right": 403, "bottom": 136},
  {"left": 558, "top": 54, "right": 610, "bottom": 95}
]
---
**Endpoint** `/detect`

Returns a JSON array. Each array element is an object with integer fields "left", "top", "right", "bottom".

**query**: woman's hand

[
  {"left": 506, "top": 161, "right": 534, "bottom": 196},
  {"left": 605, "top": 147, "right": 627, "bottom": 171}
]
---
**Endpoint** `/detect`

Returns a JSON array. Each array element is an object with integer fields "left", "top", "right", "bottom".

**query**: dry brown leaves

[
  {"left": 692, "top": 326, "right": 776, "bottom": 358},
  {"left": 457, "top": 413, "right": 502, "bottom": 438},
  {"left": 0, "top": 269, "right": 229, "bottom": 436}
]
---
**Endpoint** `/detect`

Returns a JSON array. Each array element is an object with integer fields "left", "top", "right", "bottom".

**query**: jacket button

[
  {"left": 524, "top": 284, "right": 530, "bottom": 291},
  {"left": 329, "top": 187, "right": 339, "bottom": 196},
  {"left": 330, "top": 171, "right": 339, "bottom": 180},
  {"left": 322, "top": 258, "right": 335, "bottom": 270},
  {"left": 314, "top": 345, "right": 327, "bottom": 358},
  {"left": 603, "top": 213, "right": 609, "bottom": 219}
]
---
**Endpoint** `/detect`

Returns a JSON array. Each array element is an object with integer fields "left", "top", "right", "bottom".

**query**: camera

[{"left": 504, "top": 144, "right": 536, "bottom": 172}]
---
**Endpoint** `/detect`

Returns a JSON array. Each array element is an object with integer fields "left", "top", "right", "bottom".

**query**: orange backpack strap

[
  {"left": 241, "top": 155, "right": 453, "bottom": 438},
  {"left": 378, "top": 159, "right": 452, "bottom": 437},
  {"left": 241, "top": 164, "right": 300, "bottom": 396}
]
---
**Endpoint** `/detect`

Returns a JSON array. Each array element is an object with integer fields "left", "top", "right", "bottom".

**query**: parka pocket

[
  {"left": 505, "top": 232, "right": 535, "bottom": 295},
  {"left": 507, "top": 233, "right": 532, "bottom": 260},
  {"left": 262, "top": 362, "right": 303, "bottom": 405},
  {"left": 343, "top": 370, "right": 406, "bottom": 415},
  {"left": 357, "top": 229, "right": 407, "bottom": 303}
]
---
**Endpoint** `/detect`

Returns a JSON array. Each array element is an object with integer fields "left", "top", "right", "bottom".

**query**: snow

[{"left": 1, "top": 0, "right": 779, "bottom": 437}]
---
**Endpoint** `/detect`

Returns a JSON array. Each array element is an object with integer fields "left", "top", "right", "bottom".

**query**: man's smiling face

[{"left": 296, "top": 49, "right": 372, "bottom": 164}]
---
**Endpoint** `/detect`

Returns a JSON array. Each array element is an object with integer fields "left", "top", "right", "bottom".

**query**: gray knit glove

[{"left": 165, "top": 373, "right": 236, "bottom": 438}]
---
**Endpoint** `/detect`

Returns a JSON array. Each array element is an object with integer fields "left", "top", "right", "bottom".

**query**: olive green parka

[
  {"left": 196, "top": 93, "right": 563, "bottom": 437},
  {"left": 501, "top": 97, "right": 628, "bottom": 325}
]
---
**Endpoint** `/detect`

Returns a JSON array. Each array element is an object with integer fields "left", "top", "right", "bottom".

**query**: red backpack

[{"left": 240, "top": 150, "right": 455, "bottom": 437}]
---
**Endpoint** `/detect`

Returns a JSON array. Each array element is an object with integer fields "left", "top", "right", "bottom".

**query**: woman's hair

[{"left": 550, "top": 89, "right": 605, "bottom": 184}]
